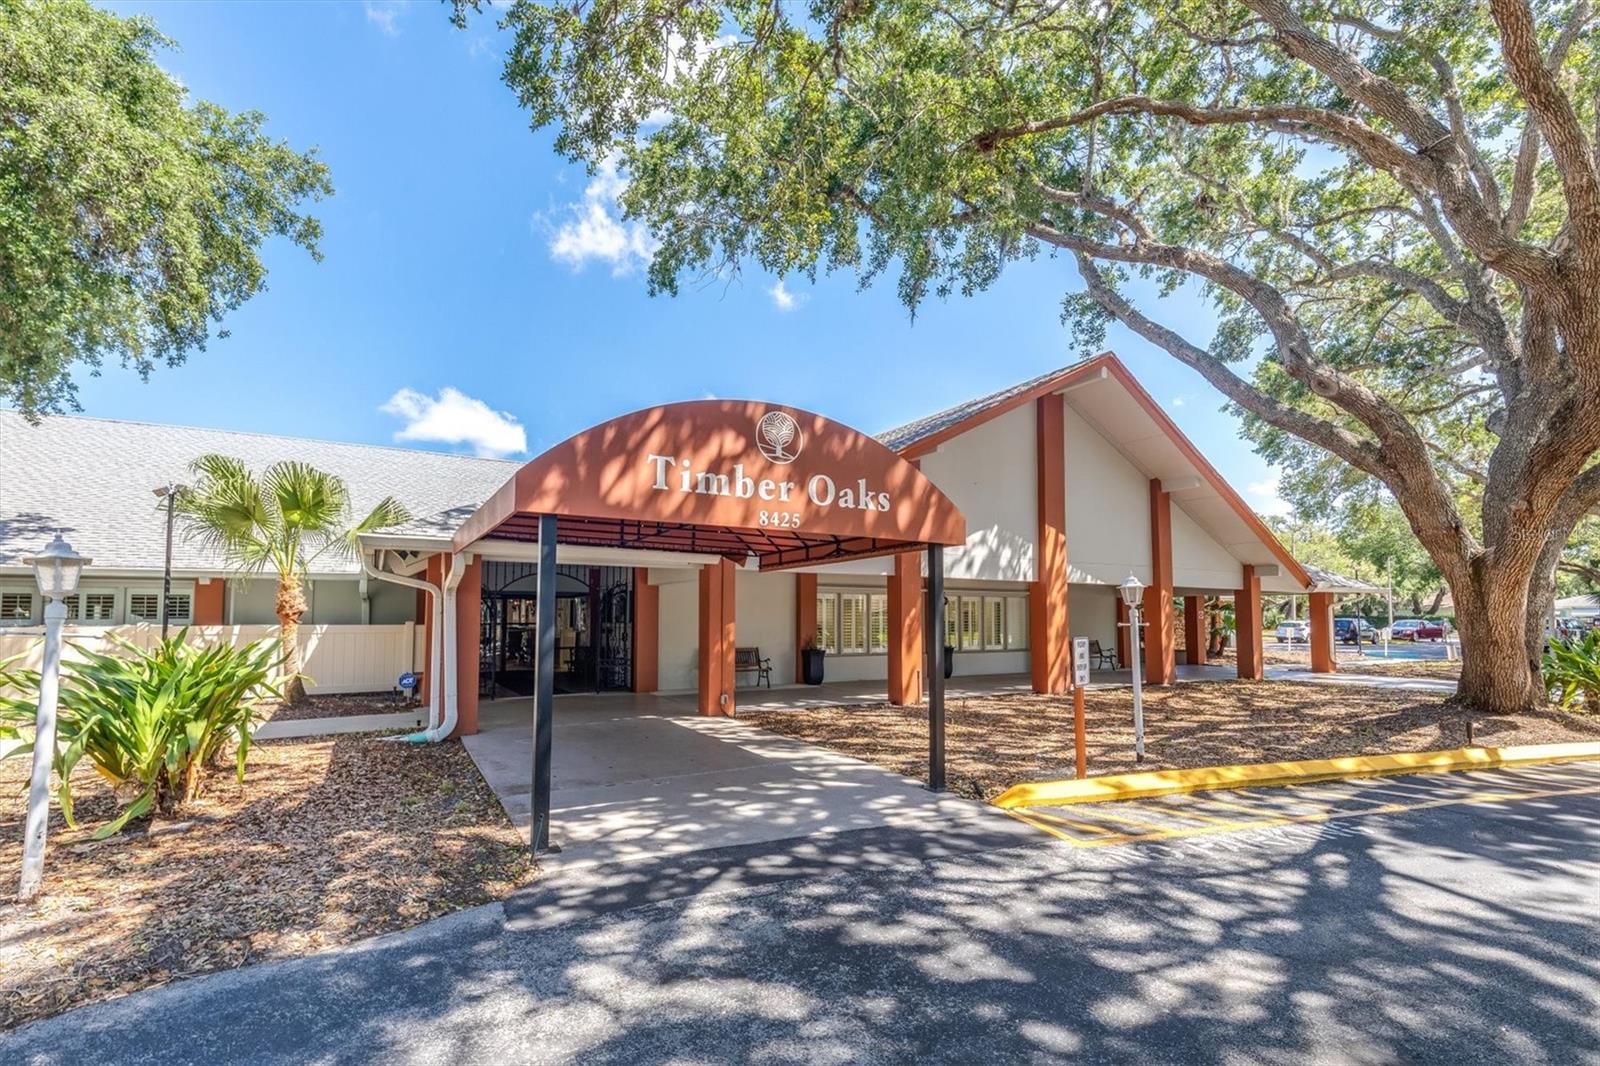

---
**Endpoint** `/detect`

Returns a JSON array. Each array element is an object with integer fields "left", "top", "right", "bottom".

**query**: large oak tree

[
  {"left": 470, "top": 0, "right": 1600, "bottom": 712},
  {"left": 0, "top": 0, "right": 331, "bottom": 417}
]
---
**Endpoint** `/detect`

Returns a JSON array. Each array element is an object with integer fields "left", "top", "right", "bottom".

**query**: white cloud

[
  {"left": 769, "top": 280, "right": 806, "bottom": 312},
  {"left": 365, "top": 1, "right": 403, "bottom": 36},
  {"left": 381, "top": 387, "right": 528, "bottom": 459},
  {"left": 1170, "top": 396, "right": 1185, "bottom": 407},
  {"left": 546, "top": 158, "right": 657, "bottom": 276},
  {"left": 1246, "top": 474, "right": 1293, "bottom": 517}
]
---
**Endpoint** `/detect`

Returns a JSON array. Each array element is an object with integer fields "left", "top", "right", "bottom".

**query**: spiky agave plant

[
  {"left": 175, "top": 455, "right": 409, "bottom": 702},
  {"left": 0, "top": 632, "right": 285, "bottom": 837},
  {"left": 1543, "top": 631, "right": 1600, "bottom": 714}
]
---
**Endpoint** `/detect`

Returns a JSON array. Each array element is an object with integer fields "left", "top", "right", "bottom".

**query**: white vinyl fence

[{"left": 0, "top": 623, "right": 424, "bottom": 696}]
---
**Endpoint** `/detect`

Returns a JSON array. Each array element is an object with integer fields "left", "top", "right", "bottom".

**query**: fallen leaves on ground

[
  {"left": 745, "top": 680, "right": 1600, "bottom": 802},
  {"left": 0, "top": 736, "right": 531, "bottom": 1030}
]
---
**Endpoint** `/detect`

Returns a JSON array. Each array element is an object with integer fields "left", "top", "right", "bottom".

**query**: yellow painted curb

[{"left": 991, "top": 741, "right": 1600, "bottom": 810}]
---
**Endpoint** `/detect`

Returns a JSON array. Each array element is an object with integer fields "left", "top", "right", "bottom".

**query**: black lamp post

[{"left": 152, "top": 484, "right": 184, "bottom": 639}]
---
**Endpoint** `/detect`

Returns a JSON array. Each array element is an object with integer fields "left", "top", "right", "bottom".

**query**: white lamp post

[
  {"left": 1119, "top": 573, "right": 1146, "bottom": 764},
  {"left": 19, "top": 532, "right": 89, "bottom": 901}
]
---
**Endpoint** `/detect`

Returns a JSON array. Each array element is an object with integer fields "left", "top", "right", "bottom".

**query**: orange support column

[
  {"left": 698, "top": 559, "right": 737, "bottom": 715},
  {"left": 1030, "top": 393, "right": 1070, "bottom": 694},
  {"left": 1144, "top": 480, "right": 1176, "bottom": 685},
  {"left": 1183, "top": 595, "right": 1206, "bottom": 666},
  {"left": 1308, "top": 591, "right": 1337, "bottom": 673},
  {"left": 795, "top": 572, "right": 817, "bottom": 683},
  {"left": 453, "top": 554, "right": 482, "bottom": 736},
  {"left": 888, "top": 551, "right": 923, "bottom": 705},
  {"left": 1236, "top": 564, "right": 1264, "bottom": 681},
  {"left": 633, "top": 568, "right": 659, "bottom": 692},
  {"left": 193, "top": 577, "right": 225, "bottom": 625},
  {"left": 1115, "top": 598, "right": 1130, "bottom": 667}
]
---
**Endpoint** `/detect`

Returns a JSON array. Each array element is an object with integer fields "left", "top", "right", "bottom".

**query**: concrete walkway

[{"left": 462, "top": 693, "right": 1030, "bottom": 870}]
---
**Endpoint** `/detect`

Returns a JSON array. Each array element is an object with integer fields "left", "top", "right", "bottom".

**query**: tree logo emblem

[{"left": 755, "top": 411, "right": 803, "bottom": 464}]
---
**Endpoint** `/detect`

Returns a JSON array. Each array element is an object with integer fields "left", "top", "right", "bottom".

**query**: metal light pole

[
  {"left": 19, "top": 533, "right": 89, "bottom": 901},
  {"left": 1119, "top": 573, "right": 1146, "bottom": 764},
  {"left": 152, "top": 484, "right": 184, "bottom": 639}
]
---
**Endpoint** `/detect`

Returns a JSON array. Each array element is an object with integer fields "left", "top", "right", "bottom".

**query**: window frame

[{"left": 126, "top": 588, "right": 193, "bottom": 626}]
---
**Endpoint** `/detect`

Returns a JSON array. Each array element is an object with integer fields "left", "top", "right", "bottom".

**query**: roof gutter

[{"left": 359, "top": 550, "right": 442, "bottom": 735}]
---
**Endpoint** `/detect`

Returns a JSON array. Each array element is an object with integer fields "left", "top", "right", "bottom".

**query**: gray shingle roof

[
  {"left": 0, "top": 411, "right": 519, "bottom": 575},
  {"left": 876, "top": 363, "right": 1080, "bottom": 452},
  {"left": 1302, "top": 563, "right": 1384, "bottom": 595}
]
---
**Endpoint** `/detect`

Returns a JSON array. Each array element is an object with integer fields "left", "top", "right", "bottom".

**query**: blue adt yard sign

[{"left": 399, "top": 672, "right": 418, "bottom": 692}]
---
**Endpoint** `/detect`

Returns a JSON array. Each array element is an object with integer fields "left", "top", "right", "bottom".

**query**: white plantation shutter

[
  {"left": 0, "top": 591, "right": 34, "bottom": 624},
  {"left": 960, "top": 597, "right": 982, "bottom": 650},
  {"left": 868, "top": 594, "right": 888, "bottom": 653},
  {"left": 839, "top": 593, "right": 868, "bottom": 654},
  {"left": 816, "top": 593, "right": 838, "bottom": 653},
  {"left": 984, "top": 597, "right": 1005, "bottom": 649}
]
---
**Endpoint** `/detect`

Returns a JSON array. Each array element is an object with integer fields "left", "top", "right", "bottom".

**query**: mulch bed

[
  {"left": 744, "top": 680, "right": 1600, "bottom": 802},
  {"left": 266, "top": 691, "right": 419, "bottom": 722},
  {"left": 0, "top": 736, "right": 531, "bottom": 1031}
]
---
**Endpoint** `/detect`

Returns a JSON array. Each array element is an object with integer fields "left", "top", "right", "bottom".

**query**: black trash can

[
  {"left": 944, "top": 644, "right": 956, "bottom": 680},
  {"left": 801, "top": 647, "right": 826, "bottom": 685}
]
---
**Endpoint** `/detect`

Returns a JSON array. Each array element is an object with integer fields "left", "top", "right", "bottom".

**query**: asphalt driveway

[{"left": 4, "top": 761, "right": 1597, "bottom": 1064}]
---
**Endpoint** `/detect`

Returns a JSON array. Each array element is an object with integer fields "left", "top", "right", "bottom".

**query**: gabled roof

[
  {"left": 1302, "top": 564, "right": 1384, "bottom": 595},
  {"left": 877, "top": 364, "right": 1079, "bottom": 453},
  {"left": 879, "top": 353, "right": 1313, "bottom": 590},
  {"left": 0, "top": 411, "right": 519, "bottom": 575}
]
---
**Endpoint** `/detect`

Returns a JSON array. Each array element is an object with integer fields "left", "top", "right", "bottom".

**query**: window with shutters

[
  {"left": 815, "top": 593, "right": 838, "bottom": 653},
  {"left": 868, "top": 594, "right": 888, "bottom": 654},
  {"left": 944, "top": 596, "right": 959, "bottom": 648},
  {"left": 959, "top": 597, "right": 982, "bottom": 650},
  {"left": 0, "top": 591, "right": 34, "bottom": 625},
  {"left": 839, "top": 593, "right": 868, "bottom": 654},
  {"left": 65, "top": 591, "right": 117, "bottom": 623},
  {"left": 128, "top": 592, "right": 191, "bottom": 624},
  {"left": 984, "top": 597, "right": 1006, "bottom": 649}
]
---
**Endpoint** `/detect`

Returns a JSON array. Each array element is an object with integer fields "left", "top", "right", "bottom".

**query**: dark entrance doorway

[{"left": 480, "top": 562, "right": 634, "bottom": 696}]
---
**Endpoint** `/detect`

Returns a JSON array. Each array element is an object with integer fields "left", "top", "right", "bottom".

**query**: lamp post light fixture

[
  {"left": 19, "top": 532, "right": 90, "bottom": 901},
  {"left": 152, "top": 484, "right": 185, "bottom": 640},
  {"left": 1119, "top": 573, "right": 1147, "bottom": 764}
]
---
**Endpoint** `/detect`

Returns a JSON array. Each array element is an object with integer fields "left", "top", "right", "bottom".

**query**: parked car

[
  {"left": 1334, "top": 618, "right": 1379, "bottom": 644},
  {"left": 1414, "top": 619, "right": 1447, "bottom": 640},
  {"left": 1389, "top": 619, "right": 1425, "bottom": 641},
  {"left": 1275, "top": 620, "right": 1309, "bottom": 642}
]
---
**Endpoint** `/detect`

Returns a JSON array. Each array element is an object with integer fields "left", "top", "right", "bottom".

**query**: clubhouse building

[{"left": 1, "top": 353, "right": 1360, "bottom": 740}]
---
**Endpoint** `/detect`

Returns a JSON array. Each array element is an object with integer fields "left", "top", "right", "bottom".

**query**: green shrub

[
  {"left": 1543, "top": 631, "right": 1600, "bottom": 713},
  {"left": 0, "top": 632, "right": 283, "bottom": 837}
]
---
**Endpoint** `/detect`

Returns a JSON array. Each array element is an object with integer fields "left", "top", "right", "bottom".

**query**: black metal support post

[
  {"left": 160, "top": 489, "right": 176, "bottom": 640},
  {"left": 925, "top": 543, "right": 945, "bottom": 792},
  {"left": 532, "top": 513, "right": 557, "bottom": 854}
]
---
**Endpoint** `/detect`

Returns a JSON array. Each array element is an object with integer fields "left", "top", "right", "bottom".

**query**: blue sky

[{"left": 84, "top": 0, "right": 1287, "bottom": 515}]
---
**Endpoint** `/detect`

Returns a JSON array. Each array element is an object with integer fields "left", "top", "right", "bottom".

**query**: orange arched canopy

[{"left": 452, "top": 400, "right": 966, "bottom": 568}]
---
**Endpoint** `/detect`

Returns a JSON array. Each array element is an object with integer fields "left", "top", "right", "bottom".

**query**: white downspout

[
  {"left": 359, "top": 550, "right": 442, "bottom": 735},
  {"left": 431, "top": 551, "right": 471, "bottom": 742}
]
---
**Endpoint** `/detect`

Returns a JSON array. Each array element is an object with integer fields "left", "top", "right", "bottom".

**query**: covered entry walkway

[
  {"left": 452, "top": 399, "right": 967, "bottom": 851},
  {"left": 463, "top": 693, "right": 1020, "bottom": 867}
]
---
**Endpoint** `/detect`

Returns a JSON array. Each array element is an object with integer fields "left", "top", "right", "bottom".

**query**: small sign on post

[
  {"left": 1070, "top": 637, "right": 1090, "bottom": 779},
  {"left": 1072, "top": 637, "right": 1090, "bottom": 689}
]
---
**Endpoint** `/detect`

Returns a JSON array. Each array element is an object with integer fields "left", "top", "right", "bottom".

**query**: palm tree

[{"left": 176, "top": 455, "right": 409, "bottom": 703}]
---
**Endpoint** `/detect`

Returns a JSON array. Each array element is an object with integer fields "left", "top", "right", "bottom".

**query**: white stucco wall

[
  {"left": 734, "top": 569, "right": 795, "bottom": 689},
  {"left": 653, "top": 568, "right": 699, "bottom": 692},
  {"left": 1171, "top": 502, "right": 1245, "bottom": 592},
  {"left": 1064, "top": 405, "right": 1153, "bottom": 586},
  {"left": 1068, "top": 583, "right": 1120, "bottom": 658},
  {"left": 917, "top": 404, "right": 1037, "bottom": 582}
]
